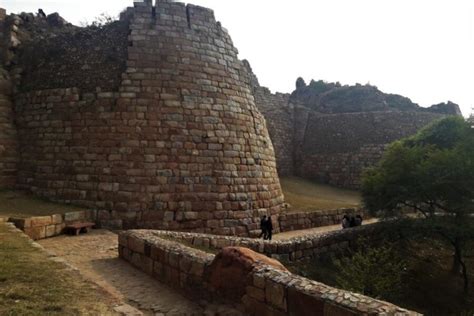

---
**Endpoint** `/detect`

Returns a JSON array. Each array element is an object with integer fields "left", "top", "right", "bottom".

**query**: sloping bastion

[{"left": 0, "top": 0, "right": 285, "bottom": 236}]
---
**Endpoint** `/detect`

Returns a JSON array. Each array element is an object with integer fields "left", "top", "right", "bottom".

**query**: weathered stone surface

[
  {"left": 245, "top": 59, "right": 459, "bottom": 189},
  {"left": 120, "top": 229, "right": 420, "bottom": 316},
  {"left": 288, "top": 287, "right": 324, "bottom": 316},
  {"left": 4, "top": 1, "right": 285, "bottom": 235},
  {"left": 23, "top": 226, "right": 46, "bottom": 240},
  {"left": 207, "top": 246, "right": 288, "bottom": 299},
  {"left": 30, "top": 216, "right": 52, "bottom": 227}
]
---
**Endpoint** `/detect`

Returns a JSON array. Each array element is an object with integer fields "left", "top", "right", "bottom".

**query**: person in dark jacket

[
  {"left": 265, "top": 216, "right": 273, "bottom": 240},
  {"left": 341, "top": 215, "right": 351, "bottom": 229},
  {"left": 259, "top": 215, "right": 267, "bottom": 239},
  {"left": 354, "top": 214, "right": 363, "bottom": 227}
]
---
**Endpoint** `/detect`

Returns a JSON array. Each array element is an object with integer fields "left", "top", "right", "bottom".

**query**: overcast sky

[{"left": 3, "top": 0, "right": 473, "bottom": 117}]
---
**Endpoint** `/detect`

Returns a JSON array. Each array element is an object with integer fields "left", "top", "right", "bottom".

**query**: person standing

[
  {"left": 259, "top": 215, "right": 267, "bottom": 239},
  {"left": 265, "top": 216, "right": 273, "bottom": 240},
  {"left": 341, "top": 215, "right": 350, "bottom": 229}
]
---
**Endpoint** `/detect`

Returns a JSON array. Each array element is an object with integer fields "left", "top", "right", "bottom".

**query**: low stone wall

[
  {"left": 119, "top": 229, "right": 418, "bottom": 315},
  {"left": 134, "top": 222, "right": 386, "bottom": 262},
  {"left": 119, "top": 229, "right": 214, "bottom": 298},
  {"left": 279, "top": 208, "right": 368, "bottom": 232},
  {"left": 9, "top": 210, "right": 96, "bottom": 240}
]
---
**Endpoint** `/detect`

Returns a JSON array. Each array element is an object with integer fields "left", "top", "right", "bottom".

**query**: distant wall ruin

[
  {"left": 296, "top": 110, "right": 446, "bottom": 188},
  {"left": 250, "top": 76, "right": 456, "bottom": 189}
]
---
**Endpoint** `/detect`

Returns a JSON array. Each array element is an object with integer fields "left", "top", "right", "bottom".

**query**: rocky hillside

[{"left": 290, "top": 78, "right": 462, "bottom": 115}]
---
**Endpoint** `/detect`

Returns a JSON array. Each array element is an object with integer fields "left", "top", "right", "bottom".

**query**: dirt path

[
  {"left": 273, "top": 218, "right": 378, "bottom": 240},
  {"left": 39, "top": 230, "right": 242, "bottom": 316}
]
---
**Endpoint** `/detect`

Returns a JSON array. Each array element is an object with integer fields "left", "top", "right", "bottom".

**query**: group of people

[
  {"left": 341, "top": 214, "right": 363, "bottom": 229},
  {"left": 258, "top": 215, "right": 274, "bottom": 240},
  {"left": 257, "top": 213, "right": 361, "bottom": 239}
]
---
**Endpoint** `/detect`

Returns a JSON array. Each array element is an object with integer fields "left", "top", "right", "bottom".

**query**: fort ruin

[{"left": 0, "top": 0, "right": 461, "bottom": 235}]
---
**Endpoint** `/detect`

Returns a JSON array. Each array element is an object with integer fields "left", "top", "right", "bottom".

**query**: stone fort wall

[
  {"left": 250, "top": 80, "right": 448, "bottom": 188},
  {"left": 0, "top": 9, "right": 18, "bottom": 189},
  {"left": 296, "top": 110, "right": 446, "bottom": 188},
  {"left": 6, "top": 0, "right": 285, "bottom": 236},
  {"left": 252, "top": 86, "right": 294, "bottom": 176}
]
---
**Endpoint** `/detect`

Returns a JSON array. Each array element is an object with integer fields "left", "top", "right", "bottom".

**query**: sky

[{"left": 3, "top": 0, "right": 473, "bottom": 117}]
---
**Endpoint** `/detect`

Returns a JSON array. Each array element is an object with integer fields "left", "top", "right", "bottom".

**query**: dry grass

[
  {"left": 0, "top": 223, "right": 115, "bottom": 315},
  {"left": 280, "top": 177, "right": 361, "bottom": 212},
  {"left": 0, "top": 190, "right": 88, "bottom": 218}
]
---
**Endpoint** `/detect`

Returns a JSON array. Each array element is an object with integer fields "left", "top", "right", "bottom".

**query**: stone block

[
  {"left": 24, "top": 226, "right": 46, "bottom": 240},
  {"left": 168, "top": 252, "right": 180, "bottom": 268},
  {"left": 189, "top": 260, "right": 206, "bottom": 277},
  {"left": 51, "top": 214, "right": 63, "bottom": 224},
  {"left": 153, "top": 261, "right": 164, "bottom": 280},
  {"left": 288, "top": 287, "right": 324, "bottom": 316},
  {"left": 55, "top": 223, "right": 66, "bottom": 235},
  {"left": 323, "top": 303, "right": 359, "bottom": 316},
  {"left": 242, "top": 295, "right": 286, "bottom": 316},
  {"left": 265, "top": 280, "right": 286, "bottom": 311},
  {"left": 64, "top": 211, "right": 85, "bottom": 222},
  {"left": 45, "top": 224, "right": 56, "bottom": 237},
  {"left": 30, "top": 216, "right": 52, "bottom": 227},
  {"left": 253, "top": 274, "right": 266, "bottom": 289},
  {"left": 179, "top": 255, "right": 193, "bottom": 272},
  {"left": 246, "top": 285, "right": 265, "bottom": 302},
  {"left": 128, "top": 236, "right": 145, "bottom": 254}
]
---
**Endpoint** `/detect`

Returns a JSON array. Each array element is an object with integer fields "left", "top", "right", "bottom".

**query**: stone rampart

[
  {"left": 119, "top": 228, "right": 419, "bottom": 315},
  {"left": 295, "top": 111, "right": 445, "bottom": 187},
  {"left": 0, "top": 10, "right": 18, "bottom": 189},
  {"left": 136, "top": 221, "right": 386, "bottom": 262},
  {"left": 251, "top": 80, "right": 449, "bottom": 188},
  {"left": 252, "top": 86, "right": 293, "bottom": 176},
  {"left": 279, "top": 208, "right": 368, "bottom": 232},
  {"left": 11, "top": 1, "right": 285, "bottom": 236}
]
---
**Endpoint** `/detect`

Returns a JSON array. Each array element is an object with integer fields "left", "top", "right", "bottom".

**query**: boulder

[{"left": 207, "top": 247, "right": 288, "bottom": 299}]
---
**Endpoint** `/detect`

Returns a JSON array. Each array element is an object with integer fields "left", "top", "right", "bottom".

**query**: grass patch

[
  {"left": 0, "top": 224, "right": 115, "bottom": 315},
  {"left": 280, "top": 177, "right": 361, "bottom": 212},
  {"left": 0, "top": 190, "right": 88, "bottom": 218}
]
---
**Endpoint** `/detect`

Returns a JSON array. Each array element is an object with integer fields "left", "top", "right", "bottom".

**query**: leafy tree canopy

[
  {"left": 362, "top": 116, "right": 474, "bottom": 292},
  {"left": 362, "top": 116, "right": 474, "bottom": 218}
]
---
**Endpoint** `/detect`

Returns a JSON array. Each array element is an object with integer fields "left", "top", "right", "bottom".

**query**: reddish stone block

[
  {"left": 30, "top": 216, "right": 53, "bottom": 227},
  {"left": 24, "top": 226, "right": 46, "bottom": 240}
]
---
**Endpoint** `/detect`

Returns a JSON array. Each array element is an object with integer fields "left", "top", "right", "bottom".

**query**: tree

[
  {"left": 335, "top": 239, "right": 407, "bottom": 300},
  {"left": 362, "top": 117, "right": 474, "bottom": 293}
]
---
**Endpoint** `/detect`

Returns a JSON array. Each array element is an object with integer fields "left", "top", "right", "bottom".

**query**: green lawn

[
  {"left": 280, "top": 177, "right": 361, "bottom": 212},
  {"left": 0, "top": 223, "right": 115, "bottom": 315},
  {"left": 0, "top": 190, "right": 88, "bottom": 218}
]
